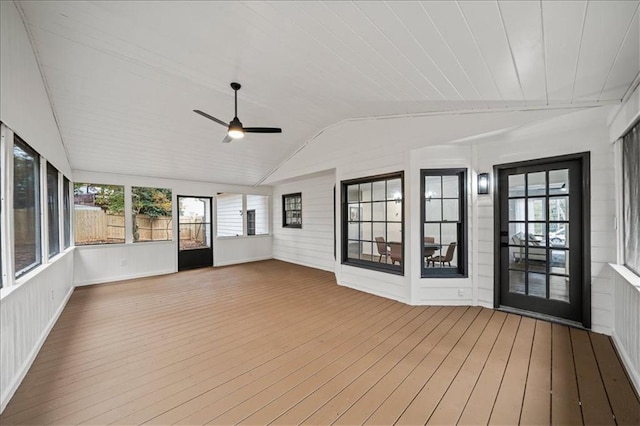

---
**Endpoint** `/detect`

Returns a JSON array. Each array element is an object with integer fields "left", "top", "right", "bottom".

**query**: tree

[{"left": 131, "top": 187, "right": 172, "bottom": 241}]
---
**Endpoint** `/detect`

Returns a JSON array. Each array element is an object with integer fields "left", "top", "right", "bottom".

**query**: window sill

[
  {"left": 342, "top": 259, "right": 404, "bottom": 276},
  {"left": 1, "top": 247, "right": 74, "bottom": 300},
  {"left": 610, "top": 263, "right": 640, "bottom": 289},
  {"left": 216, "top": 234, "right": 272, "bottom": 240}
]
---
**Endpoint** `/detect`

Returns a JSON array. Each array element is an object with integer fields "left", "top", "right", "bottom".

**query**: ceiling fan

[{"left": 194, "top": 82, "right": 282, "bottom": 143}]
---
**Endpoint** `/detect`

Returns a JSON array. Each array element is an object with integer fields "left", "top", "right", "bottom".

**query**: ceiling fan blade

[
  {"left": 221, "top": 135, "right": 233, "bottom": 144},
  {"left": 244, "top": 127, "right": 282, "bottom": 133},
  {"left": 194, "top": 110, "right": 228, "bottom": 127}
]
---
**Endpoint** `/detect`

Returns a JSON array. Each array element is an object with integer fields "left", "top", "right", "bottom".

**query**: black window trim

[
  {"left": 282, "top": 192, "right": 302, "bottom": 229},
  {"left": 420, "top": 168, "right": 468, "bottom": 278},
  {"left": 341, "top": 171, "right": 405, "bottom": 276}
]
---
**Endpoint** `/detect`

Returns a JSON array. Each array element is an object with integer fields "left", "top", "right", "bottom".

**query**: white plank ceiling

[{"left": 17, "top": 0, "right": 640, "bottom": 186}]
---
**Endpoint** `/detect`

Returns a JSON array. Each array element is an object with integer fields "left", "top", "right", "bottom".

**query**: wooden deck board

[
  {"left": 520, "top": 320, "right": 552, "bottom": 425},
  {"left": 0, "top": 260, "right": 636, "bottom": 426},
  {"left": 488, "top": 316, "right": 536, "bottom": 425},
  {"left": 551, "top": 323, "right": 583, "bottom": 425}
]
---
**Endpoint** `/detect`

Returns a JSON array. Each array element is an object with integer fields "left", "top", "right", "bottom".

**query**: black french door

[
  {"left": 496, "top": 154, "right": 590, "bottom": 326},
  {"left": 178, "top": 196, "right": 213, "bottom": 271}
]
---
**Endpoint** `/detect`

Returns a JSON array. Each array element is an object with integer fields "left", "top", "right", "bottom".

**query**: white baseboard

[
  {"left": 611, "top": 331, "right": 640, "bottom": 397},
  {"left": 74, "top": 269, "right": 175, "bottom": 286},
  {"left": 0, "top": 286, "right": 74, "bottom": 414},
  {"left": 214, "top": 256, "right": 273, "bottom": 267},
  {"left": 272, "top": 256, "right": 334, "bottom": 273}
]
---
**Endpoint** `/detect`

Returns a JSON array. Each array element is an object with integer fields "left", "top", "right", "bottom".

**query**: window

[
  {"left": 623, "top": 120, "right": 639, "bottom": 276},
  {"left": 247, "top": 210, "right": 256, "bottom": 236},
  {"left": 14, "top": 136, "right": 41, "bottom": 277},
  {"left": 74, "top": 183, "right": 125, "bottom": 245},
  {"left": 421, "top": 169, "right": 467, "bottom": 277},
  {"left": 342, "top": 172, "right": 404, "bottom": 274},
  {"left": 132, "top": 187, "right": 173, "bottom": 242},
  {"left": 282, "top": 192, "right": 302, "bottom": 228},
  {"left": 247, "top": 194, "right": 269, "bottom": 235},
  {"left": 47, "top": 163, "right": 60, "bottom": 258},
  {"left": 63, "top": 177, "right": 71, "bottom": 248},
  {"left": 217, "top": 193, "right": 243, "bottom": 237}
]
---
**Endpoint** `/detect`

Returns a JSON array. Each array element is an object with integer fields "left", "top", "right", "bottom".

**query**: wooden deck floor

[{"left": 2, "top": 260, "right": 638, "bottom": 425}]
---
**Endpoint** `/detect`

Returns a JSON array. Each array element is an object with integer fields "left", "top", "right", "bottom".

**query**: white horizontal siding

[{"left": 272, "top": 172, "right": 336, "bottom": 272}]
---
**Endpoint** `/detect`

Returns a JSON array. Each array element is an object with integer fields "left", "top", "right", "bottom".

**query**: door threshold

[{"left": 497, "top": 306, "right": 587, "bottom": 330}]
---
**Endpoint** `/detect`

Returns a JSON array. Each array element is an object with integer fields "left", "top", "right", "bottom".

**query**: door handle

[{"left": 500, "top": 242, "right": 509, "bottom": 247}]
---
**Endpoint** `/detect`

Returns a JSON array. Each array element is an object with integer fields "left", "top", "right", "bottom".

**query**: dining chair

[
  {"left": 375, "top": 237, "right": 389, "bottom": 262},
  {"left": 430, "top": 242, "right": 456, "bottom": 267},
  {"left": 389, "top": 242, "right": 402, "bottom": 265}
]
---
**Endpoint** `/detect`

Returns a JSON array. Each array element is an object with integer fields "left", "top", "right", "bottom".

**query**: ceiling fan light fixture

[{"left": 228, "top": 117, "right": 244, "bottom": 139}]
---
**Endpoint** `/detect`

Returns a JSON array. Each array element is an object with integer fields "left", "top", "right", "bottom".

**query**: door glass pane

[
  {"left": 509, "top": 223, "right": 526, "bottom": 245},
  {"left": 527, "top": 223, "right": 545, "bottom": 246},
  {"left": 527, "top": 172, "right": 546, "bottom": 196},
  {"left": 528, "top": 198, "right": 546, "bottom": 221},
  {"left": 549, "top": 196, "right": 569, "bottom": 221},
  {"left": 509, "top": 271, "right": 525, "bottom": 294},
  {"left": 549, "top": 223, "right": 568, "bottom": 248},
  {"left": 549, "top": 169, "right": 569, "bottom": 195},
  {"left": 550, "top": 275, "right": 570, "bottom": 302},
  {"left": 425, "top": 176, "right": 441, "bottom": 199},
  {"left": 442, "top": 175, "right": 459, "bottom": 198},
  {"left": 509, "top": 174, "right": 525, "bottom": 197},
  {"left": 509, "top": 199, "right": 525, "bottom": 221},
  {"left": 528, "top": 273, "right": 546, "bottom": 298},
  {"left": 550, "top": 249, "right": 569, "bottom": 275}
]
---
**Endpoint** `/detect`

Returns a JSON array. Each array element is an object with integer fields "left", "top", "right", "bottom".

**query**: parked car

[{"left": 549, "top": 228, "right": 566, "bottom": 246}]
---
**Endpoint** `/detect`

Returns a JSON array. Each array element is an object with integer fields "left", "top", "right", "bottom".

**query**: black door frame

[
  {"left": 177, "top": 195, "right": 213, "bottom": 271},
  {"left": 493, "top": 152, "right": 591, "bottom": 328}
]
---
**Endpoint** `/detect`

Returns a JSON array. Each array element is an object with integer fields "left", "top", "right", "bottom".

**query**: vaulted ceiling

[{"left": 18, "top": 1, "right": 640, "bottom": 186}]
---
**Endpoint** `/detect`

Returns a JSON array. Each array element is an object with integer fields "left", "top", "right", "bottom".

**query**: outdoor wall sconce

[{"left": 477, "top": 173, "right": 490, "bottom": 195}]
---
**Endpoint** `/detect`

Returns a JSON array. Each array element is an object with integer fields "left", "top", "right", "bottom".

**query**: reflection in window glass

[
  {"left": 74, "top": 183, "right": 125, "bottom": 245},
  {"left": 422, "top": 169, "right": 466, "bottom": 277},
  {"left": 132, "top": 187, "right": 173, "bottom": 242},
  {"left": 47, "top": 163, "right": 60, "bottom": 258},
  {"left": 247, "top": 195, "right": 269, "bottom": 235},
  {"left": 14, "top": 137, "right": 41, "bottom": 277},
  {"left": 342, "top": 172, "right": 403, "bottom": 273},
  {"left": 217, "top": 193, "right": 243, "bottom": 237}
]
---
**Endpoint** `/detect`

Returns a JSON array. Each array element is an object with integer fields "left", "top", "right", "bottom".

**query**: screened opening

[
  {"left": 74, "top": 183, "right": 125, "bottom": 245},
  {"left": 13, "top": 136, "right": 41, "bottom": 277},
  {"left": 247, "top": 194, "right": 269, "bottom": 235},
  {"left": 622, "top": 120, "right": 639, "bottom": 276},
  {"left": 47, "top": 163, "right": 60, "bottom": 258},
  {"left": 217, "top": 193, "right": 244, "bottom": 237},
  {"left": 132, "top": 187, "right": 173, "bottom": 242}
]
